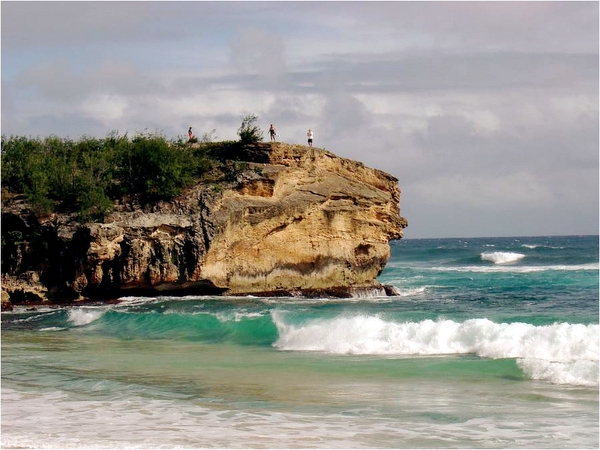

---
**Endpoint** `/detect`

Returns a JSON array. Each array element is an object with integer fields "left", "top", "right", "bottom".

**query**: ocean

[{"left": 2, "top": 235, "right": 598, "bottom": 449}]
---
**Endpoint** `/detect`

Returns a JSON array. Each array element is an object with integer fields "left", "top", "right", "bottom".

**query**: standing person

[
  {"left": 307, "top": 129, "right": 314, "bottom": 147},
  {"left": 188, "top": 127, "right": 194, "bottom": 142},
  {"left": 269, "top": 124, "right": 277, "bottom": 142}
]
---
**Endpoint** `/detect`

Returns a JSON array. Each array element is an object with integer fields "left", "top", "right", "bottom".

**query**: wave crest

[
  {"left": 272, "top": 313, "right": 599, "bottom": 386},
  {"left": 481, "top": 251, "right": 525, "bottom": 264},
  {"left": 67, "top": 308, "right": 104, "bottom": 326}
]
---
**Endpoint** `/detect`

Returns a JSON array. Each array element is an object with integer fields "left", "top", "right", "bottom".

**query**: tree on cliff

[{"left": 237, "top": 113, "right": 263, "bottom": 144}]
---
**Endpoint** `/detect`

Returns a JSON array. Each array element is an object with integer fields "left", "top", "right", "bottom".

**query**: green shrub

[
  {"left": 201, "top": 129, "right": 217, "bottom": 143},
  {"left": 1, "top": 130, "right": 255, "bottom": 221},
  {"left": 237, "top": 113, "right": 263, "bottom": 144},
  {"left": 116, "top": 132, "right": 195, "bottom": 201}
]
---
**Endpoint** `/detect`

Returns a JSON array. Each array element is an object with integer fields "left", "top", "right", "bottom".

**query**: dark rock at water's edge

[
  {"left": 0, "top": 285, "right": 401, "bottom": 312},
  {"left": 1, "top": 143, "right": 407, "bottom": 309},
  {"left": 232, "top": 284, "right": 399, "bottom": 299}
]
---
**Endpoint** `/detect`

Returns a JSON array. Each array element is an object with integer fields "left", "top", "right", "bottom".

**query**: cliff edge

[{"left": 1, "top": 143, "right": 407, "bottom": 307}]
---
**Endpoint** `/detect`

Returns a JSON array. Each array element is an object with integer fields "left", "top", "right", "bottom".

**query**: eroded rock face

[{"left": 1, "top": 143, "right": 407, "bottom": 305}]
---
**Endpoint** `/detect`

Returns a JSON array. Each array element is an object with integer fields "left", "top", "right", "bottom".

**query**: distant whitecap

[{"left": 481, "top": 251, "right": 525, "bottom": 264}]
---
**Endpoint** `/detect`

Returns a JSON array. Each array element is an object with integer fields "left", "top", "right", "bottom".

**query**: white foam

[
  {"left": 272, "top": 313, "right": 599, "bottom": 386},
  {"left": 10, "top": 312, "right": 57, "bottom": 323},
  {"left": 521, "top": 244, "right": 564, "bottom": 249},
  {"left": 66, "top": 308, "right": 104, "bottom": 326},
  {"left": 395, "top": 286, "right": 428, "bottom": 297},
  {"left": 517, "top": 358, "right": 599, "bottom": 387},
  {"left": 481, "top": 251, "right": 526, "bottom": 264},
  {"left": 424, "top": 262, "right": 599, "bottom": 274},
  {"left": 2, "top": 382, "right": 598, "bottom": 449},
  {"left": 215, "top": 311, "right": 265, "bottom": 322},
  {"left": 349, "top": 287, "right": 388, "bottom": 298}
]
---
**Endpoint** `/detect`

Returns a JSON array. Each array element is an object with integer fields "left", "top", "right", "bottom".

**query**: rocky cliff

[{"left": 1, "top": 143, "right": 407, "bottom": 308}]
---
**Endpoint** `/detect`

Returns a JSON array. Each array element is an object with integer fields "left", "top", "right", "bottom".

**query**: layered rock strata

[{"left": 1, "top": 143, "right": 407, "bottom": 307}]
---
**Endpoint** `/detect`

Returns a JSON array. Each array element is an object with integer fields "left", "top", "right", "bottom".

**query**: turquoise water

[{"left": 2, "top": 235, "right": 598, "bottom": 448}]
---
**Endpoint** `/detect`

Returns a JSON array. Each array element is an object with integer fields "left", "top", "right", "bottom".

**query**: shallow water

[{"left": 2, "top": 235, "right": 598, "bottom": 448}]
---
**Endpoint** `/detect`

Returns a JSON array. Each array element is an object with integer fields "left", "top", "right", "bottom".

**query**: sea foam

[
  {"left": 272, "top": 313, "right": 599, "bottom": 386},
  {"left": 481, "top": 251, "right": 525, "bottom": 264},
  {"left": 427, "top": 262, "right": 599, "bottom": 274},
  {"left": 67, "top": 308, "right": 104, "bottom": 326}
]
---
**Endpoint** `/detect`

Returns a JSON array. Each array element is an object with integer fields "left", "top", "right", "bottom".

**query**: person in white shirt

[{"left": 307, "top": 129, "right": 313, "bottom": 147}]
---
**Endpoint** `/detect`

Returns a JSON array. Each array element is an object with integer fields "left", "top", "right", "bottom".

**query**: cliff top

[{"left": 1, "top": 134, "right": 398, "bottom": 223}]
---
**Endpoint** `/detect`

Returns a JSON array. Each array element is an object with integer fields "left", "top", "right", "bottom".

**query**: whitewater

[
  {"left": 2, "top": 235, "right": 598, "bottom": 448},
  {"left": 273, "top": 313, "right": 598, "bottom": 386}
]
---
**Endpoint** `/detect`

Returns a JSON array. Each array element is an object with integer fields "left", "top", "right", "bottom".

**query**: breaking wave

[
  {"left": 67, "top": 308, "right": 104, "bottom": 326},
  {"left": 272, "top": 312, "right": 599, "bottom": 387},
  {"left": 481, "top": 251, "right": 526, "bottom": 264}
]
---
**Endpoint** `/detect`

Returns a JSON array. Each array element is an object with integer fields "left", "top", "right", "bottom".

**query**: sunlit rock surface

[{"left": 1, "top": 143, "right": 407, "bottom": 306}]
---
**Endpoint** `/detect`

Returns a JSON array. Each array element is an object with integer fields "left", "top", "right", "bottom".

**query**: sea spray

[
  {"left": 481, "top": 251, "right": 526, "bottom": 264},
  {"left": 272, "top": 312, "right": 599, "bottom": 386},
  {"left": 517, "top": 358, "right": 599, "bottom": 387},
  {"left": 67, "top": 308, "right": 104, "bottom": 326}
]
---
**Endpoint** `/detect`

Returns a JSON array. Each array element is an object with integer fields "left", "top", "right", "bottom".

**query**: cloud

[
  {"left": 230, "top": 27, "right": 287, "bottom": 81},
  {"left": 17, "top": 59, "right": 149, "bottom": 102},
  {"left": 79, "top": 93, "right": 129, "bottom": 124},
  {"left": 1, "top": 2, "right": 198, "bottom": 50},
  {"left": 1, "top": 1, "right": 597, "bottom": 237},
  {"left": 321, "top": 91, "right": 370, "bottom": 139},
  {"left": 414, "top": 171, "right": 555, "bottom": 209}
]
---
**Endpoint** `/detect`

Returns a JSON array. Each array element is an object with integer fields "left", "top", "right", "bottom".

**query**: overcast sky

[{"left": 2, "top": 1, "right": 598, "bottom": 238}]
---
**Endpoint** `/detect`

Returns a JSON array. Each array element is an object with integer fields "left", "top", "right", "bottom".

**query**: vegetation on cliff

[{"left": 1, "top": 116, "right": 265, "bottom": 223}]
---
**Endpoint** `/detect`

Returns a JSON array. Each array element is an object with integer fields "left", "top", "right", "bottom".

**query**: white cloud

[
  {"left": 550, "top": 95, "right": 598, "bottom": 128},
  {"left": 80, "top": 94, "right": 129, "bottom": 124},
  {"left": 414, "top": 172, "right": 554, "bottom": 209},
  {"left": 230, "top": 27, "right": 287, "bottom": 80},
  {"left": 1, "top": 1, "right": 597, "bottom": 237}
]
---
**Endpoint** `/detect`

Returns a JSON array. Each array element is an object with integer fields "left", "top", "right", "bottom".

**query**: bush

[
  {"left": 2, "top": 133, "right": 198, "bottom": 219},
  {"left": 117, "top": 132, "right": 196, "bottom": 201},
  {"left": 1, "top": 130, "right": 258, "bottom": 221},
  {"left": 237, "top": 113, "right": 263, "bottom": 144}
]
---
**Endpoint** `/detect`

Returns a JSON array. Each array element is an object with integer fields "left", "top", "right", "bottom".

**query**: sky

[{"left": 2, "top": 1, "right": 598, "bottom": 239}]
